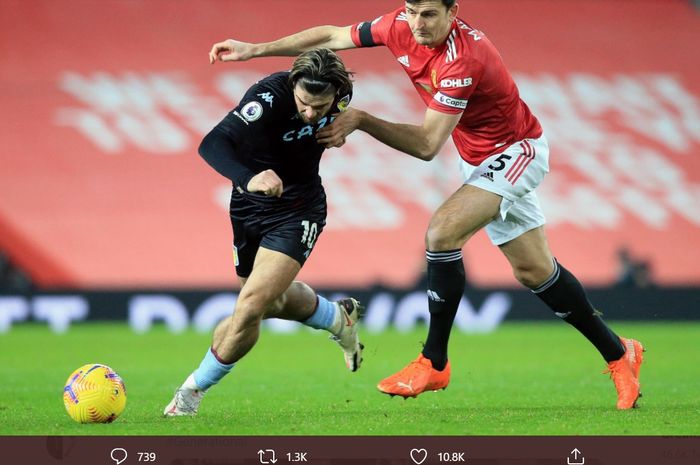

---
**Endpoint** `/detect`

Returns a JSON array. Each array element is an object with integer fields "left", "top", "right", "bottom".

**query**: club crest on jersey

[
  {"left": 431, "top": 69, "right": 438, "bottom": 88},
  {"left": 336, "top": 94, "right": 351, "bottom": 112},
  {"left": 241, "top": 101, "right": 263, "bottom": 122}
]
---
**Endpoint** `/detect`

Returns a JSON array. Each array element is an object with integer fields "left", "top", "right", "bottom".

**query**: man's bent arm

[
  {"left": 355, "top": 109, "right": 462, "bottom": 161},
  {"left": 198, "top": 131, "right": 255, "bottom": 191}
]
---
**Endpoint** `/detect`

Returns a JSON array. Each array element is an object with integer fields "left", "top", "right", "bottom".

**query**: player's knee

[
  {"left": 425, "top": 221, "right": 459, "bottom": 250},
  {"left": 290, "top": 280, "right": 313, "bottom": 295},
  {"left": 263, "top": 293, "right": 288, "bottom": 318},
  {"left": 235, "top": 291, "right": 271, "bottom": 324},
  {"left": 512, "top": 262, "right": 551, "bottom": 289}
]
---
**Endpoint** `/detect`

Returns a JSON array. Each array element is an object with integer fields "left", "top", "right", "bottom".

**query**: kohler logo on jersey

[{"left": 441, "top": 77, "right": 472, "bottom": 88}]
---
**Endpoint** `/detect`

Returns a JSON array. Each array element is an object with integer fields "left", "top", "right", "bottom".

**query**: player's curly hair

[
  {"left": 406, "top": 0, "right": 456, "bottom": 8},
  {"left": 289, "top": 48, "right": 353, "bottom": 97}
]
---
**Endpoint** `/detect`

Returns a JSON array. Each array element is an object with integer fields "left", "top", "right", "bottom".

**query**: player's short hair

[
  {"left": 406, "top": 0, "right": 456, "bottom": 9},
  {"left": 289, "top": 48, "right": 353, "bottom": 97}
]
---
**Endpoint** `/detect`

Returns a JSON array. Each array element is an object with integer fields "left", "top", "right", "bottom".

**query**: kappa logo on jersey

[
  {"left": 441, "top": 77, "right": 473, "bottom": 88},
  {"left": 398, "top": 55, "right": 410, "bottom": 67},
  {"left": 433, "top": 91, "right": 467, "bottom": 110},
  {"left": 257, "top": 92, "right": 274, "bottom": 106},
  {"left": 240, "top": 101, "right": 263, "bottom": 122}
]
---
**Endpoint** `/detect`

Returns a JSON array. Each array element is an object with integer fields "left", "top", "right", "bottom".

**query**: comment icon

[{"left": 110, "top": 447, "right": 128, "bottom": 464}]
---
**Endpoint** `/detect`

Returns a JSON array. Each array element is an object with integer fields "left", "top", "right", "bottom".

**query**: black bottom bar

[{"left": 5, "top": 436, "right": 699, "bottom": 465}]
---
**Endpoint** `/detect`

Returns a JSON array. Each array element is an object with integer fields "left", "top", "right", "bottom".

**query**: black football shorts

[{"left": 230, "top": 202, "right": 326, "bottom": 277}]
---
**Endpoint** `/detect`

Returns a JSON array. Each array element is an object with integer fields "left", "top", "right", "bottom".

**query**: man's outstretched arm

[
  {"left": 209, "top": 26, "right": 356, "bottom": 63},
  {"left": 317, "top": 108, "right": 463, "bottom": 161}
]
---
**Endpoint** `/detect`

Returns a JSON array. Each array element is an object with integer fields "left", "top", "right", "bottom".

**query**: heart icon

[{"left": 410, "top": 448, "right": 428, "bottom": 465}]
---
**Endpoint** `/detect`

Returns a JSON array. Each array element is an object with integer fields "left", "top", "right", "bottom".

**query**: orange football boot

[
  {"left": 377, "top": 354, "right": 450, "bottom": 398},
  {"left": 604, "top": 337, "right": 645, "bottom": 409},
  {"left": 621, "top": 337, "right": 645, "bottom": 379}
]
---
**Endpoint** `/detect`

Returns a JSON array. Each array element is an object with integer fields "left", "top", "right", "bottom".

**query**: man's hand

[
  {"left": 209, "top": 39, "right": 255, "bottom": 64},
  {"left": 316, "top": 108, "right": 361, "bottom": 148},
  {"left": 246, "top": 169, "right": 283, "bottom": 197}
]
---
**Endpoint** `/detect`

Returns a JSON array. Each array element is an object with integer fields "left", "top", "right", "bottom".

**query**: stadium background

[{"left": 1, "top": 0, "right": 699, "bottom": 333}]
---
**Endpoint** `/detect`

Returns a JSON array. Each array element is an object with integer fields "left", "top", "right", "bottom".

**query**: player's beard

[
  {"left": 412, "top": 30, "right": 434, "bottom": 46},
  {"left": 300, "top": 113, "right": 315, "bottom": 124},
  {"left": 300, "top": 112, "right": 326, "bottom": 124}
]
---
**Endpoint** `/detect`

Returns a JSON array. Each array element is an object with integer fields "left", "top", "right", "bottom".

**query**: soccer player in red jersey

[{"left": 208, "top": 1, "right": 644, "bottom": 409}]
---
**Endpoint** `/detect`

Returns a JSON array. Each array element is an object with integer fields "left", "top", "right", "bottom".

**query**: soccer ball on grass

[{"left": 63, "top": 364, "right": 127, "bottom": 423}]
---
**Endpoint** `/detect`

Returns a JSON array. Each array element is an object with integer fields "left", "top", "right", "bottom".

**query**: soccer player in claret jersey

[
  {"left": 208, "top": 1, "right": 644, "bottom": 409},
  {"left": 164, "top": 49, "right": 364, "bottom": 416}
]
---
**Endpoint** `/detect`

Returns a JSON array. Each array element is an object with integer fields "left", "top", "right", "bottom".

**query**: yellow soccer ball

[{"left": 63, "top": 364, "right": 127, "bottom": 423}]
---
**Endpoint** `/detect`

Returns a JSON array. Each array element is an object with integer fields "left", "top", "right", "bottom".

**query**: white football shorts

[{"left": 459, "top": 134, "right": 550, "bottom": 246}]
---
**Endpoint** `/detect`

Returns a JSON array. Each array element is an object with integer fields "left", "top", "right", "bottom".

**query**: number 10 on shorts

[{"left": 300, "top": 220, "right": 318, "bottom": 249}]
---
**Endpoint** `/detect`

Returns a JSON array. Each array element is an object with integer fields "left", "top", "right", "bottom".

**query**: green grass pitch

[{"left": 1, "top": 322, "right": 698, "bottom": 435}]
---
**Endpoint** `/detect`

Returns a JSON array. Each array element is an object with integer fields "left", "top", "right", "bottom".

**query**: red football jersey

[{"left": 351, "top": 7, "right": 542, "bottom": 165}]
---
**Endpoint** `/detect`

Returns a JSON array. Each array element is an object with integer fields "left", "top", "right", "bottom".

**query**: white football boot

[
  {"left": 329, "top": 298, "right": 365, "bottom": 372},
  {"left": 163, "top": 375, "right": 205, "bottom": 416}
]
